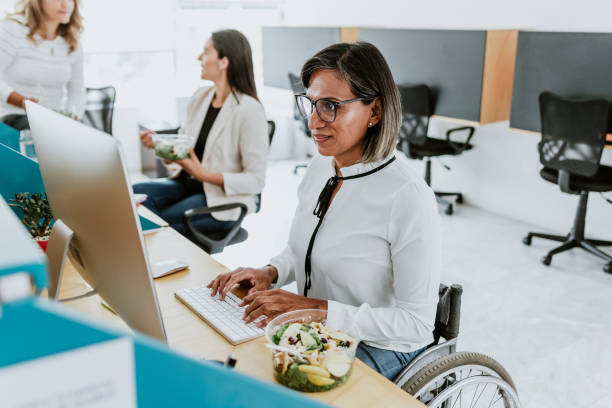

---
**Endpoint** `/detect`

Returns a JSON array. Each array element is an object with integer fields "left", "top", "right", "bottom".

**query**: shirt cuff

[
  {"left": 268, "top": 258, "right": 290, "bottom": 289},
  {"left": 221, "top": 172, "right": 237, "bottom": 195},
  {"left": 326, "top": 300, "right": 360, "bottom": 340}
]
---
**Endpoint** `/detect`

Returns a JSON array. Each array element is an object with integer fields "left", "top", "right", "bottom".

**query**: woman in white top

[
  {"left": 134, "top": 30, "right": 268, "bottom": 239},
  {"left": 0, "top": 0, "right": 85, "bottom": 129},
  {"left": 209, "top": 42, "right": 441, "bottom": 380}
]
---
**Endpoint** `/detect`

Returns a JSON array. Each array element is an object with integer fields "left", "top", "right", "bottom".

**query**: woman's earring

[{"left": 368, "top": 122, "right": 373, "bottom": 127}]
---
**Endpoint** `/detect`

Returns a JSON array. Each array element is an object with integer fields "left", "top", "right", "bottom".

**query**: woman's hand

[
  {"left": 175, "top": 149, "right": 203, "bottom": 178},
  {"left": 7, "top": 91, "right": 38, "bottom": 109},
  {"left": 140, "top": 130, "right": 156, "bottom": 149},
  {"left": 208, "top": 265, "right": 278, "bottom": 301},
  {"left": 240, "top": 289, "right": 328, "bottom": 328}
]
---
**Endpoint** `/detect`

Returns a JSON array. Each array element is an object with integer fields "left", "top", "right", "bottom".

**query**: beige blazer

[{"left": 175, "top": 86, "right": 269, "bottom": 221}]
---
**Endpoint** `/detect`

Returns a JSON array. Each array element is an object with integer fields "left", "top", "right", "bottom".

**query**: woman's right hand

[
  {"left": 208, "top": 266, "right": 278, "bottom": 300},
  {"left": 7, "top": 91, "right": 38, "bottom": 109},
  {"left": 140, "top": 130, "right": 156, "bottom": 149}
]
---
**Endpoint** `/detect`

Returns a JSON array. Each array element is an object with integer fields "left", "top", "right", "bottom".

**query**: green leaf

[{"left": 272, "top": 323, "right": 290, "bottom": 345}]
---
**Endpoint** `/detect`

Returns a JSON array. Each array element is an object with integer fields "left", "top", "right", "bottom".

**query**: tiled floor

[{"left": 140, "top": 161, "right": 612, "bottom": 408}]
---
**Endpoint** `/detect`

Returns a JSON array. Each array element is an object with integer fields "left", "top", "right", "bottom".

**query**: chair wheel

[
  {"left": 541, "top": 255, "right": 552, "bottom": 266},
  {"left": 456, "top": 194, "right": 464, "bottom": 204},
  {"left": 522, "top": 235, "right": 532, "bottom": 246},
  {"left": 445, "top": 204, "right": 453, "bottom": 215},
  {"left": 604, "top": 263, "right": 612, "bottom": 274}
]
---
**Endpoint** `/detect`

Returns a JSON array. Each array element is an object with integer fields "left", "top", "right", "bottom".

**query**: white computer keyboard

[{"left": 174, "top": 285, "right": 265, "bottom": 345}]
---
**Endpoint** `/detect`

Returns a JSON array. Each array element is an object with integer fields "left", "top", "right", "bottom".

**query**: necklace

[
  {"left": 37, "top": 31, "right": 56, "bottom": 54},
  {"left": 302, "top": 155, "right": 396, "bottom": 297}
]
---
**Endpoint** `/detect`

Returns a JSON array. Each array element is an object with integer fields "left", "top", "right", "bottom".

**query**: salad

[
  {"left": 153, "top": 135, "right": 192, "bottom": 160},
  {"left": 271, "top": 321, "right": 356, "bottom": 392}
]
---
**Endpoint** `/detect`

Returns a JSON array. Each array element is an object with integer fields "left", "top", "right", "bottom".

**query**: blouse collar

[{"left": 329, "top": 153, "right": 396, "bottom": 178}]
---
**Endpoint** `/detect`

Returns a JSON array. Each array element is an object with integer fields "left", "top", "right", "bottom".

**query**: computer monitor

[{"left": 26, "top": 101, "right": 167, "bottom": 341}]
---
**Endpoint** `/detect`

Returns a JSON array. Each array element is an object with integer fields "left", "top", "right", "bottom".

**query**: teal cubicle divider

[
  {"left": 0, "top": 298, "right": 328, "bottom": 408},
  {"left": 0, "top": 195, "right": 48, "bottom": 288},
  {"left": 0, "top": 141, "right": 45, "bottom": 219},
  {"left": 0, "top": 122, "right": 20, "bottom": 151},
  {"left": 0, "top": 140, "right": 162, "bottom": 232}
]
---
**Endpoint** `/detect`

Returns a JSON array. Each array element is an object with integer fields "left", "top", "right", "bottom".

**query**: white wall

[
  {"left": 270, "top": 0, "right": 612, "bottom": 239},
  {"left": 280, "top": 0, "right": 612, "bottom": 32}
]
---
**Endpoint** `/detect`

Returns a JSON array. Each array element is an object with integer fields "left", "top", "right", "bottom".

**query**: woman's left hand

[
  {"left": 175, "top": 149, "right": 205, "bottom": 180},
  {"left": 240, "top": 289, "right": 327, "bottom": 328}
]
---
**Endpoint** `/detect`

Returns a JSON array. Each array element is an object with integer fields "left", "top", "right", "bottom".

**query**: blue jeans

[
  {"left": 133, "top": 176, "right": 235, "bottom": 238},
  {"left": 356, "top": 342, "right": 426, "bottom": 381}
]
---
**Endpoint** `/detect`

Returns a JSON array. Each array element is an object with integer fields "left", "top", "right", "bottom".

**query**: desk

[{"left": 58, "top": 207, "right": 426, "bottom": 407}]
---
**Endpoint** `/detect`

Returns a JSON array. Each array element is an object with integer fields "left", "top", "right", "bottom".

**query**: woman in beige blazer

[{"left": 134, "top": 29, "right": 268, "bottom": 238}]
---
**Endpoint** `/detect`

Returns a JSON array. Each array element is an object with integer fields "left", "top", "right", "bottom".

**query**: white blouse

[
  {"left": 0, "top": 18, "right": 85, "bottom": 118},
  {"left": 269, "top": 152, "right": 441, "bottom": 353}
]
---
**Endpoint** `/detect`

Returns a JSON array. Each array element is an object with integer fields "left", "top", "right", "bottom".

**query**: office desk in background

[{"left": 57, "top": 207, "right": 426, "bottom": 408}]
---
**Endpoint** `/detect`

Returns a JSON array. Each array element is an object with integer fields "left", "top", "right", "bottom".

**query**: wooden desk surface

[{"left": 58, "top": 208, "right": 425, "bottom": 408}]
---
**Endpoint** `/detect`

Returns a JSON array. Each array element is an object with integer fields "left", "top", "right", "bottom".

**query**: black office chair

[
  {"left": 288, "top": 72, "right": 311, "bottom": 174},
  {"left": 82, "top": 86, "right": 116, "bottom": 135},
  {"left": 523, "top": 91, "right": 612, "bottom": 273},
  {"left": 397, "top": 84, "right": 475, "bottom": 215},
  {"left": 183, "top": 120, "right": 275, "bottom": 254},
  {"left": 1, "top": 114, "right": 29, "bottom": 130}
]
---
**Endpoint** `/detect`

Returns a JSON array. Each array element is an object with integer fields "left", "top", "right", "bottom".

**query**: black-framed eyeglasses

[{"left": 295, "top": 93, "right": 373, "bottom": 123}]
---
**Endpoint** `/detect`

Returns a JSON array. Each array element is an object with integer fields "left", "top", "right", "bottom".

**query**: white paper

[{"left": 0, "top": 337, "right": 137, "bottom": 408}]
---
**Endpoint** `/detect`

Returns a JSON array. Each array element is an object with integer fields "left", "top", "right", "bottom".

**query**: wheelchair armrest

[
  {"left": 433, "top": 283, "right": 463, "bottom": 344},
  {"left": 446, "top": 126, "right": 475, "bottom": 154},
  {"left": 183, "top": 203, "right": 248, "bottom": 251}
]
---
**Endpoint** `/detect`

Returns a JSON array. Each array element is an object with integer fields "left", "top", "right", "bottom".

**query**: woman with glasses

[
  {"left": 0, "top": 0, "right": 84, "bottom": 130},
  {"left": 134, "top": 30, "right": 269, "bottom": 239},
  {"left": 209, "top": 42, "right": 441, "bottom": 380}
]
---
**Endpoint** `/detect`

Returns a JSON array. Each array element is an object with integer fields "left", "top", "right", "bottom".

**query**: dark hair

[
  {"left": 211, "top": 29, "right": 258, "bottom": 101},
  {"left": 301, "top": 42, "right": 401, "bottom": 163}
]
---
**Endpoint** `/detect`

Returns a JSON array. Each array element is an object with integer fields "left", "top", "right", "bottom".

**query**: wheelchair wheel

[{"left": 402, "top": 351, "right": 520, "bottom": 408}]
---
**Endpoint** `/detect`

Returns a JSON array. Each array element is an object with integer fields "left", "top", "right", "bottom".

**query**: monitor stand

[
  {"left": 46, "top": 218, "right": 185, "bottom": 300},
  {"left": 46, "top": 219, "right": 75, "bottom": 299}
]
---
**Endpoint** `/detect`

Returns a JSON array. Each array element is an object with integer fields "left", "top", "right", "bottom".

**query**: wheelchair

[{"left": 392, "top": 284, "right": 522, "bottom": 408}]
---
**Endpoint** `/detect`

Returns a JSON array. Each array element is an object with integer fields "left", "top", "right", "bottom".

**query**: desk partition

[
  {"left": 510, "top": 31, "right": 612, "bottom": 133},
  {"left": 360, "top": 29, "right": 486, "bottom": 121},
  {"left": 359, "top": 28, "right": 517, "bottom": 123},
  {"left": 263, "top": 26, "right": 517, "bottom": 124},
  {"left": 262, "top": 27, "right": 341, "bottom": 89}
]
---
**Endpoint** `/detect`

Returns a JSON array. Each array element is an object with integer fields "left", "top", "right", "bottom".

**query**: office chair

[
  {"left": 288, "top": 73, "right": 311, "bottom": 174},
  {"left": 82, "top": 86, "right": 116, "bottom": 135},
  {"left": 1, "top": 114, "right": 29, "bottom": 130},
  {"left": 183, "top": 120, "right": 275, "bottom": 254},
  {"left": 523, "top": 91, "right": 612, "bottom": 273},
  {"left": 397, "top": 84, "right": 475, "bottom": 215}
]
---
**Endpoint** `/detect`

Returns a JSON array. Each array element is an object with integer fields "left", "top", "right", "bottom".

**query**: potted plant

[{"left": 8, "top": 192, "right": 53, "bottom": 251}]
